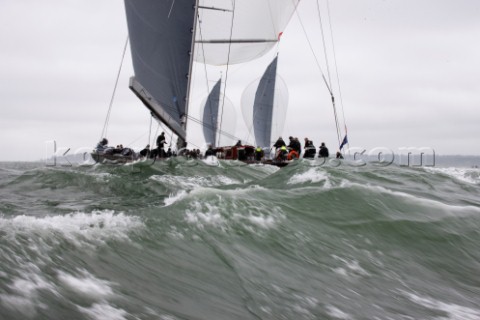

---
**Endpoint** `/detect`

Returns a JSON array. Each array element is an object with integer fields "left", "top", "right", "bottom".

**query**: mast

[{"left": 180, "top": 0, "right": 200, "bottom": 150}]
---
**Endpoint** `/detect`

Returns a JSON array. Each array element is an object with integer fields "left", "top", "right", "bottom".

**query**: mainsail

[
  {"left": 241, "top": 57, "right": 288, "bottom": 148},
  {"left": 124, "top": 0, "right": 197, "bottom": 148}
]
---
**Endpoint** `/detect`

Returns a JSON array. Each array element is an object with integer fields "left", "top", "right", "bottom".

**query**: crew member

[{"left": 318, "top": 142, "right": 329, "bottom": 158}]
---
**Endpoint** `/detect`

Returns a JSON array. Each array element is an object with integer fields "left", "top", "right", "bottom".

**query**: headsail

[
  {"left": 241, "top": 57, "right": 288, "bottom": 148},
  {"left": 124, "top": 0, "right": 197, "bottom": 147},
  {"left": 195, "top": 0, "right": 301, "bottom": 65},
  {"left": 201, "top": 79, "right": 221, "bottom": 147},
  {"left": 200, "top": 79, "right": 236, "bottom": 147}
]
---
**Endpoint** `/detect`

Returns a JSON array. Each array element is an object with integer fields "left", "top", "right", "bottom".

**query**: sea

[{"left": 1, "top": 155, "right": 479, "bottom": 320}]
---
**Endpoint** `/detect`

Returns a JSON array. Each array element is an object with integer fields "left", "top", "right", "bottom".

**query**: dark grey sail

[
  {"left": 202, "top": 79, "right": 221, "bottom": 147},
  {"left": 124, "top": 0, "right": 197, "bottom": 147},
  {"left": 253, "top": 57, "right": 278, "bottom": 148}
]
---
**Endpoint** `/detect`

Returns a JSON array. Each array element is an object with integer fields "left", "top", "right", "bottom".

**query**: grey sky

[{"left": 1, "top": 0, "right": 479, "bottom": 161}]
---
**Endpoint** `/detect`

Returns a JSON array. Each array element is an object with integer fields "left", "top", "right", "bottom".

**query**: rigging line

[
  {"left": 140, "top": 87, "right": 241, "bottom": 144},
  {"left": 185, "top": 114, "right": 240, "bottom": 142},
  {"left": 241, "top": 48, "right": 280, "bottom": 146},
  {"left": 244, "top": 0, "right": 287, "bottom": 146},
  {"left": 185, "top": 111, "right": 250, "bottom": 144},
  {"left": 147, "top": 114, "right": 153, "bottom": 146},
  {"left": 196, "top": 10, "right": 218, "bottom": 146},
  {"left": 317, "top": 0, "right": 341, "bottom": 146},
  {"left": 326, "top": 0, "right": 348, "bottom": 142},
  {"left": 218, "top": 0, "right": 236, "bottom": 146},
  {"left": 293, "top": 4, "right": 333, "bottom": 96},
  {"left": 153, "top": 120, "right": 174, "bottom": 149},
  {"left": 316, "top": 0, "right": 332, "bottom": 89},
  {"left": 331, "top": 96, "right": 342, "bottom": 147},
  {"left": 196, "top": 9, "right": 212, "bottom": 113},
  {"left": 266, "top": 0, "right": 277, "bottom": 42},
  {"left": 152, "top": 122, "right": 160, "bottom": 148},
  {"left": 126, "top": 132, "right": 148, "bottom": 148},
  {"left": 100, "top": 36, "right": 129, "bottom": 141}
]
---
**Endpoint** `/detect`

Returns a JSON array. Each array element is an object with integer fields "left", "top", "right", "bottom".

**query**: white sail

[
  {"left": 241, "top": 57, "right": 288, "bottom": 148},
  {"left": 195, "top": 0, "right": 301, "bottom": 65},
  {"left": 200, "top": 79, "right": 236, "bottom": 147}
]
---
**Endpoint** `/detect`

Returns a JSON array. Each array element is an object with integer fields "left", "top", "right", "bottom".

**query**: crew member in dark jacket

[
  {"left": 303, "top": 138, "right": 315, "bottom": 158},
  {"left": 318, "top": 142, "right": 329, "bottom": 158},
  {"left": 273, "top": 137, "right": 286, "bottom": 149}
]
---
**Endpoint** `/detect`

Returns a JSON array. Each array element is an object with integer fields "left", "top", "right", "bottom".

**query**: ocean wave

[
  {"left": 1, "top": 161, "right": 480, "bottom": 319},
  {"left": 425, "top": 167, "right": 480, "bottom": 184},
  {"left": 0, "top": 210, "right": 144, "bottom": 249}
]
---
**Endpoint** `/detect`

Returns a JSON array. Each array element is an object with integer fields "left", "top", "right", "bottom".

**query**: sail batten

[
  {"left": 196, "top": 39, "right": 278, "bottom": 44},
  {"left": 198, "top": 6, "right": 232, "bottom": 12}
]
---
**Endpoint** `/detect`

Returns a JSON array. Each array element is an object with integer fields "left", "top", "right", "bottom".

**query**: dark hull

[
  {"left": 214, "top": 145, "right": 292, "bottom": 167},
  {"left": 91, "top": 152, "right": 138, "bottom": 164}
]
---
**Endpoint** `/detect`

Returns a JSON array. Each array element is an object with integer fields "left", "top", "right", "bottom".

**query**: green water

[{"left": 0, "top": 159, "right": 479, "bottom": 319}]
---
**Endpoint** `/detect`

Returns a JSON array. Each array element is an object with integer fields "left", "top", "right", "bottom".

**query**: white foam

[
  {"left": 245, "top": 213, "right": 277, "bottom": 229},
  {"left": 0, "top": 294, "right": 37, "bottom": 318},
  {"left": 78, "top": 302, "right": 129, "bottom": 320},
  {"left": 0, "top": 210, "right": 144, "bottom": 249},
  {"left": 0, "top": 264, "right": 57, "bottom": 317},
  {"left": 164, "top": 190, "right": 188, "bottom": 206},
  {"left": 202, "top": 156, "right": 220, "bottom": 167},
  {"left": 58, "top": 269, "right": 114, "bottom": 299},
  {"left": 290, "top": 293, "right": 319, "bottom": 318},
  {"left": 167, "top": 226, "right": 185, "bottom": 239},
  {"left": 185, "top": 201, "right": 227, "bottom": 230},
  {"left": 91, "top": 172, "right": 113, "bottom": 182},
  {"left": 426, "top": 167, "right": 480, "bottom": 184},
  {"left": 287, "top": 168, "right": 332, "bottom": 188},
  {"left": 403, "top": 290, "right": 480, "bottom": 320},
  {"left": 151, "top": 174, "right": 240, "bottom": 190},
  {"left": 332, "top": 255, "right": 369, "bottom": 277},
  {"left": 345, "top": 180, "right": 480, "bottom": 218},
  {"left": 325, "top": 305, "right": 351, "bottom": 319},
  {"left": 185, "top": 197, "right": 284, "bottom": 233},
  {"left": 10, "top": 274, "right": 53, "bottom": 298},
  {"left": 160, "top": 315, "right": 180, "bottom": 320}
]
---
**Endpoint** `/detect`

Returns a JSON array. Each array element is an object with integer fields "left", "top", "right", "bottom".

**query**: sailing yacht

[
  {"left": 120, "top": 0, "right": 300, "bottom": 162},
  {"left": 92, "top": 0, "right": 347, "bottom": 166}
]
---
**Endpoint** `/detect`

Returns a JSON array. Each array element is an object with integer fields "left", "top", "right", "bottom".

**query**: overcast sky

[{"left": 1, "top": 0, "right": 479, "bottom": 162}]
